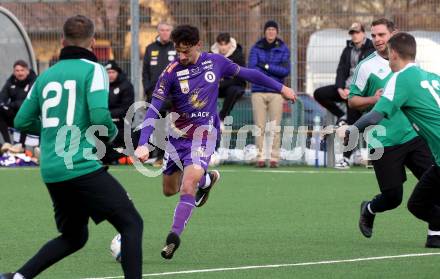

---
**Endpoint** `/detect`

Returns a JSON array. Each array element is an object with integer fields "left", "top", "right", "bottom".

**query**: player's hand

[
  {"left": 281, "top": 86, "right": 297, "bottom": 103},
  {"left": 134, "top": 145, "right": 150, "bottom": 162},
  {"left": 373, "top": 88, "right": 383, "bottom": 102},
  {"left": 337, "top": 88, "right": 349, "bottom": 100}
]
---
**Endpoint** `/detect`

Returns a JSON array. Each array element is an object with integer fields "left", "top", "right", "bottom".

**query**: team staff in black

[
  {"left": 142, "top": 22, "right": 175, "bottom": 166},
  {"left": 103, "top": 60, "right": 135, "bottom": 164},
  {"left": 0, "top": 60, "right": 36, "bottom": 150}
]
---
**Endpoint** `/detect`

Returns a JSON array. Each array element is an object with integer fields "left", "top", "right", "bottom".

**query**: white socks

[
  {"left": 199, "top": 173, "right": 211, "bottom": 189},
  {"left": 428, "top": 229, "right": 440, "bottom": 236}
]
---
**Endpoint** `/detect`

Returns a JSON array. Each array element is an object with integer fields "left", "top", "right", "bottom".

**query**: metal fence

[{"left": 1, "top": 0, "right": 440, "bottom": 164}]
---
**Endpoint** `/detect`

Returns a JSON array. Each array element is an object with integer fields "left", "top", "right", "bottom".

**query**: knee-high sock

[{"left": 171, "top": 194, "right": 195, "bottom": 236}]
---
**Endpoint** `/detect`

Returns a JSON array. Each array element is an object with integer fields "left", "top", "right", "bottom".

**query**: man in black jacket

[
  {"left": 142, "top": 22, "right": 175, "bottom": 166},
  {"left": 0, "top": 60, "right": 36, "bottom": 151},
  {"left": 211, "top": 32, "right": 246, "bottom": 125},
  {"left": 103, "top": 60, "right": 135, "bottom": 164},
  {"left": 313, "top": 22, "right": 375, "bottom": 169}
]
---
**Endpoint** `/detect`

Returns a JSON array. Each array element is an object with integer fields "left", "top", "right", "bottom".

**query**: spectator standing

[
  {"left": 0, "top": 60, "right": 37, "bottom": 152},
  {"left": 248, "top": 20, "right": 290, "bottom": 168},
  {"left": 142, "top": 22, "right": 176, "bottom": 166}
]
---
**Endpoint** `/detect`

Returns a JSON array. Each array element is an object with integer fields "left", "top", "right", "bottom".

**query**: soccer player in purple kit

[{"left": 134, "top": 25, "right": 296, "bottom": 259}]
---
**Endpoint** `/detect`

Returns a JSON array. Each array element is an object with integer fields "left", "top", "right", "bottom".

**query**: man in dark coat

[
  {"left": 0, "top": 60, "right": 37, "bottom": 150},
  {"left": 103, "top": 60, "right": 134, "bottom": 164}
]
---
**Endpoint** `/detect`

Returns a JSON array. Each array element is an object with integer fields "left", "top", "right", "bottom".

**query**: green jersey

[
  {"left": 374, "top": 63, "right": 440, "bottom": 166},
  {"left": 15, "top": 56, "right": 115, "bottom": 183},
  {"left": 349, "top": 51, "right": 417, "bottom": 148}
]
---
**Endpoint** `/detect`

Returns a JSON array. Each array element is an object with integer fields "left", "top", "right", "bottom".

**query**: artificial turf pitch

[{"left": 0, "top": 165, "right": 438, "bottom": 278}]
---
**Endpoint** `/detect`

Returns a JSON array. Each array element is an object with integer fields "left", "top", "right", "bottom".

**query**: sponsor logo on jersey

[
  {"left": 190, "top": 111, "right": 210, "bottom": 118},
  {"left": 177, "top": 69, "right": 190, "bottom": 77},
  {"left": 203, "top": 64, "right": 213, "bottom": 71},
  {"left": 191, "top": 67, "right": 201, "bottom": 75},
  {"left": 204, "top": 71, "right": 216, "bottom": 83},
  {"left": 179, "top": 79, "right": 190, "bottom": 94},
  {"left": 202, "top": 60, "right": 212, "bottom": 65},
  {"left": 189, "top": 88, "right": 208, "bottom": 109}
]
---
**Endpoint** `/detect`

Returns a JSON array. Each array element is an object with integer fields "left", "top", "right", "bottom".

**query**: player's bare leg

[{"left": 162, "top": 170, "right": 182, "bottom": 197}]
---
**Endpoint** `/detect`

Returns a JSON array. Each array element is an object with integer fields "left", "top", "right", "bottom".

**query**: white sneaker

[{"left": 335, "top": 157, "right": 350, "bottom": 169}]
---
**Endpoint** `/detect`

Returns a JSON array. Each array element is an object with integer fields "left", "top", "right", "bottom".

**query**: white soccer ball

[{"left": 110, "top": 234, "right": 121, "bottom": 262}]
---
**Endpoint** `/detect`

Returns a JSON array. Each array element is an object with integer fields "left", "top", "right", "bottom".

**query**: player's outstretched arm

[
  {"left": 237, "top": 67, "right": 297, "bottom": 102},
  {"left": 135, "top": 97, "right": 164, "bottom": 162},
  {"left": 337, "top": 110, "right": 384, "bottom": 144}
]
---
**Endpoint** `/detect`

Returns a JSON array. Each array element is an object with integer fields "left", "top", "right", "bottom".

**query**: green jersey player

[
  {"left": 346, "top": 32, "right": 440, "bottom": 248},
  {"left": 1, "top": 15, "right": 143, "bottom": 279},
  {"left": 347, "top": 18, "right": 433, "bottom": 239}
]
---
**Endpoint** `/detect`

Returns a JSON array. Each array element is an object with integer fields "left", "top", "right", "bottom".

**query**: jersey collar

[{"left": 59, "top": 46, "right": 98, "bottom": 62}]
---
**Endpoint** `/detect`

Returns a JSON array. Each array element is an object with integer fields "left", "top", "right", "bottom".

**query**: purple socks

[{"left": 171, "top": 194, "right": 195, "bottom": 236}]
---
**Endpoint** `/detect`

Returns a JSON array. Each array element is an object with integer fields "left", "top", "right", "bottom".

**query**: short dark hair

[
  {"left": 63, "top": 15, "right": 95, "bottom": 47},
  {"left": 171, "top": 25, "right": 200, "bottom": 47},
  {"left": 388, "top": 32, "right": 416, "bottom": 60},
  {"left": 13, "top": 60, "right": 29, "bottom": 68},
  {"left": 371, "top": 18, "right": 396, "bottom": 32},
  {"left": 216, "top": 33, "right": 231, "bottom": 44}
]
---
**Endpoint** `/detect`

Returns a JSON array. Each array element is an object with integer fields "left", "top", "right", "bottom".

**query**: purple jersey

[
  {"left": 153, "top": 52, "right": 239, "bottom": 139},
  {"left": 138, "top": 52, "right": 284, "bottom": 147}
]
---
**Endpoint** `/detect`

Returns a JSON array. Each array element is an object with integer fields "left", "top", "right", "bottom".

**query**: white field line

[
  {"left": 0, "top": 167, "right": 377, "bottom": 175},
  {"left": 81, "top": 252, "right": 440, "bottom": 279}
]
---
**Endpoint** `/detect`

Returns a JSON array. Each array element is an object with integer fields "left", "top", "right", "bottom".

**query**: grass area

[{"left": 0, "top": 165, "right": 437, "bottom": 278}]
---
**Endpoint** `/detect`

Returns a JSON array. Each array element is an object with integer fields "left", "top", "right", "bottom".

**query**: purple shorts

[{"left": 162, "top": 137, "right": 215, "bottom": 175}]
